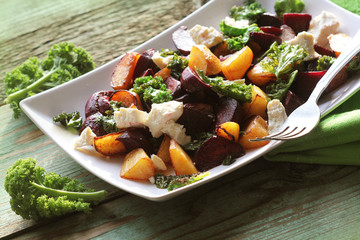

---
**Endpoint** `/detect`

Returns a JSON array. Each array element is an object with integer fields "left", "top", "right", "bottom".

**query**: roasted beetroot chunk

[
  {"left": 314, "top": 45, "right": 336, "bottom": 57},
  {"left": 172, "top": 26, "right": 195, "bottom": 55},
  {"left": 177, "top": 103, "right": 215, "bottom": 137},
  {"left": 165, "top": 77, "right": 185, "bottom": 99},
  {"left": 85, "top": 91, "right": 114, "bottom": 118},
  {"left": 116, "top": 128, "right": 153, "bottom": 155},
  {"left": 215, "top": 96, "right": 244, "bottom": 127},
  {"left": 283, "top": 13, "right": 312, "bottom": 34},
  {"left": 282, "top": 90, "right": 305, "bottom": 115},
  {"left": 81, "top": 112, "right": 108, "bottom": 136},
  {"left": 260, "top": 26, "right": 282, "bottom": 36},
  {"left": 181, "top": 66, "right": 211, "bottom": 93},
  {"left": 195, "top": 135, "right": 245, "bottom": 171},
  {"left": 133, "top": 49, "right": 158, "bottom": 79},
  {"left": 257, "top": 13, "right": 282, "bottom": 28},
  {"left": 249, "top": 32, "right": 282, "bottom": 50}
]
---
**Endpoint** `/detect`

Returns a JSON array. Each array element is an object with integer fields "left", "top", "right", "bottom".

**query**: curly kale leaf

[
  {"left": 220, "top": 23, "right": 261, "bottom": 51},
  {"left": 198, "top": 71, "right": 252, "bottom": 103},
  {"left": 348, "top": 53, "right": 360, "bottom": 75},
  {"left": 4, "top": 158, "right": 107, "bottom": 221},
  {"left": 274, "top": 0, "right": 305, "bottom": 18},
  {"left": 132, "top": 76, "right": 173, "bottom": 104},
  {"left": 53, "top": 111, "right": 83, "bottom": 131},
  {"left": 317, "top": 55, "right": 336, "bottom": 71},
  {"left": 4, "top": 42, "right": 95, "bottom": 118},
  {"left": 154, "top": 172, "right": 210, "bottom": 191},
  {"left": 230, "top": 0, "right": 266, "bottom": 23},
  {"left": 96, "top": 115, "right": 119, "bottom": 134},
  {"left": 167, "top": 53, "right": 189, "bottom": 80}
]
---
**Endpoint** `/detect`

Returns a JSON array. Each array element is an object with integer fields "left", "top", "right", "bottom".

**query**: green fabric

[{"left": 265, "top": 0, "right": 360, "bottom": 165}]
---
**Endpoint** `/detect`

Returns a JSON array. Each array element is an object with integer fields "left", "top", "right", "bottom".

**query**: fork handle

[{"left": 308, "top": 30, "right": 360, "bottom": 103}]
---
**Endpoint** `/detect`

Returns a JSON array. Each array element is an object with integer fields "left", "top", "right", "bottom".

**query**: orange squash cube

[
  {"left": 221, "top": 46, "right": 253, "bottom": 80},
  {"left": 110, "top": 90, "right": 143, "bottom": 110},
  {"left": 169, "top": 139, "right": 198, "bottom": 176},
  {"left": 247, "top": 62, "right": 276, "bottom": 86},
  {"left": 93, "top": 132, "right": 126, "bottom": 156},
  {"left": 243, "top": 85, "right": 268, "bottom": 119},
  {"left": 111, "top": 52, "right": 140, "bottom": 90},
  {"left": 216, "top": 121, "right": 240, "bottom": 142},
  {"left": 238, "top": 115, "right": 269, "bottom": 149},
  {"left": 120, "top": 148, "right": 155, "bottom": 180},
  {"left": 157, "top": 135, "right": 171, "bottom": 163},
  {"left": 328, "top": 33, "right": 352, "bottom": 57},
  {"left": 188, "top": 44, "right": 222, "bottom": 76}
]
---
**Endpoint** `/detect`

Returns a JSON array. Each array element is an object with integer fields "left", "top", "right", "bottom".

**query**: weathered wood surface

[{"left": 1, "top": 0, "right": 360, "bottom": 239}]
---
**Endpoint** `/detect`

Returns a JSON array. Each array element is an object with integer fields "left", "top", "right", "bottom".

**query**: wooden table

[{"left": 1, "top": 0, "right": 360, "bottom": 239}]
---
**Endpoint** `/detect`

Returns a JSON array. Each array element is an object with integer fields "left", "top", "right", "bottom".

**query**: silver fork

[{"left": 252, "top": 30, "right": 360, "bottom": 142}]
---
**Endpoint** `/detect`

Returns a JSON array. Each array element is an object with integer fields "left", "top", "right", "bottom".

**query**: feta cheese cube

[
  {"left": 287, "top": 32, "right": 320, "bottom": 61},
  {"left": 161, "top": 120, "right": 191, "bottom": 145},
  {"left": 74, "top": 126, "right": 96, "bottom": 149},
  {"left": 223, "top": 16, "right": 250, "bottom": 29},
  {"left": 267, "top": 99, "right": 287, "bottom": 134},
  {"left": 145, "top": 101, "right": 183, "bottom": 138},
  {"left": 152, "top": 51, "right": 173, "bottom": 69},
  {"left": 114, "top": 107, "right": 149, "bottom": 128},
  {"left": 308, "top": 11, "right": 340, "bottom": 47},
  {"left": 189, "top": 24, "right": 224, "bottom": 48}
]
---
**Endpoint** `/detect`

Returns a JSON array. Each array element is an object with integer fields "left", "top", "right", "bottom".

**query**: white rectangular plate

[{"left": 20, "top": 0, "right": 360, "bottom": 201}]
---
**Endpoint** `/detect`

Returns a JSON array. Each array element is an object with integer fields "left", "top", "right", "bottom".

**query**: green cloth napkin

[{"left": 265, "top": 1, "right": 360, "bottom": 165}]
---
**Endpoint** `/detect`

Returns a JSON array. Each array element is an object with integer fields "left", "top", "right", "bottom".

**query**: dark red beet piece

[
  {"left": 117, "top": 128, "right": 153, "bottom": 155},
  {"left": 172, "top": 26, "right": 195, "bottom": 55},
  {"left": 85, "top": 91, "right": 114, "bottom": 118},
  {"left": 282, "top": 90, "right": 305, "bottom": 115},
  {"left": 215, "top": 96, "right": 244, "bottom": 127},
  {"left": 164, "top": 77, "right": 185, "bottom": 99},
  {"left": 81, "top": 112, "right": 107, "bottom": 136},
  {"left": 280, "top": 24, "right": 296, "bottom": 41},
  {"left": 257, "top": 13, "right": 282, "bottom": 28},
  {"left": 177, "top": 103, "right": 215, "bottom": 137},
  {"left": 195, "top": 135, "right": 245, "bottom": 171},
  {"left": 314, "top": 45, "right": 336, "bottom": 57},
  {"left": 260, "top": 26, "right": 282, "bottom": 36},
  {"left": 180, "top": 66, "right": 211, "bottom": 93},
  {"left": 283, "top": 13, "right": 312, "bottom": 34},
  {"left": 249, "top": 32, "right": 282, "bottom": 50},
  {"left": 133, "top": 49, "right": 159, "bottom": 79}
]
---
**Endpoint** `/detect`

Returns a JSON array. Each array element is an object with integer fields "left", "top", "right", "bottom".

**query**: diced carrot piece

[
  {"left": 221, "top": 46, "right": 253, "bottom": 80},
  {"left": 111, "top": 52, "right": 140, "bottom": 90}
]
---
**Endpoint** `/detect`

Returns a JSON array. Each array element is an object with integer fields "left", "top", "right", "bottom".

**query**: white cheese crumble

[
  {"left": 308, "top": 11, "right": 340, "bottom": 48},
  {"left": 152, "top": 51, "right": 173, "bottom": 69},
  {"left": 114, "top": 107, "right": 149, "bottom": 128},
  {"left": 161, "top": 120, "right": 191, "bottom": 146},
  {"left": 267, "top": 99, "right": 287, "bottom": 134},
  {"left": 223, "top": 16, "right": 250, "bottom": 29},
  {"left": 189, "top": 24, "right": 224, "bottom": 48},
  {"left": 145, "top": 101, "right": 184, "bottom": 138},
  {"left": 74, "top": 127, "right": 96, "bottom": 149},
  {"left": 113, "top": 100, "right": 191, "bottom": 145},
  {"left": 286, "top": 32, "right": 320, "bottom": 61}
]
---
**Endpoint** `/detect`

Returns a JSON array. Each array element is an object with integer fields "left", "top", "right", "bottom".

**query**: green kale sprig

[
  {"left": 53, "top": 111, "right": 83, "bottom": 132},
  {"left": 132, "top": 76, "right": 172, "bottom": 104},
  {"left": 167, "top": 53, "right": 189, "bottom": 80},
  {"left": 260, "top": 42, "right": 308, "bottom": 100},
  {"left": 220, "top": 23, "right": 261, "bottom": 51},
  {"left": 4, "top": 158, "right": 107, "bottom": 221},
  {"left": 317, "top": 55, "right": 336, "bottom": 71},
  {"left": 4, "top": 42, "right": 95, "bottom": 118},
  {"left": 153, "top": 172, "right": 210, "bottom": 191},
  {"left": 230, "top": 0, "right": 266, "bottom": 23},
  {"left": 274, "top": 0, "right": 305, "bottom": 18},
  {"left": 197, "top": 71, "right": 252, "bottom": 103}
]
